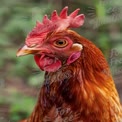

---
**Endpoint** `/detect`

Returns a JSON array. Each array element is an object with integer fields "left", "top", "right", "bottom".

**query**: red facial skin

[{"left": 33, "top": 35, "right": 81, "bottom": 72}]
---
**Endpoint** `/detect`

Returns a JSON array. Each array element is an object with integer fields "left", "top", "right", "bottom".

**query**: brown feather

[{"left": 20, "top": 30, "right": 122, "bottom": 122}]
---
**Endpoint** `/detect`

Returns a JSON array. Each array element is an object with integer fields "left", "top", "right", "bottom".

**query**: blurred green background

[{"left": 0, "top": 0, "right": 122, "bottom": 121}]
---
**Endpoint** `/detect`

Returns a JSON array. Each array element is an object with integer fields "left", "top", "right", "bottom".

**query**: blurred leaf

[
  {"left": 28, "top": 73, "right": 44, "bottom": 86},
  {"left": 0, "top": 33, "right": 10, "bottom": 46}
]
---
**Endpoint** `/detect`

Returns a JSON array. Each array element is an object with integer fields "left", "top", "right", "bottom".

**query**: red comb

[{"left": 29, "top": 6, "right": 85, "bottom": 36}]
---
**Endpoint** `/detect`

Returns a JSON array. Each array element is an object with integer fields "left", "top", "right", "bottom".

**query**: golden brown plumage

[{"left": 17, "top": 7, "right": 122, "bottom": 122}]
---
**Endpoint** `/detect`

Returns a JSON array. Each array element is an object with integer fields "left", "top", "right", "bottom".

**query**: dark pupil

[{"left": 57, "top": 40, "right": 64, "bottom": 45}]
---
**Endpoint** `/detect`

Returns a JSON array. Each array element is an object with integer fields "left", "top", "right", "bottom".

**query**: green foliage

[
  {"left": 28, "top": 73, "right": 44, "bottom": 86},
  {"left": 0, "top": 94, "right": 36, "bottom": 121}
]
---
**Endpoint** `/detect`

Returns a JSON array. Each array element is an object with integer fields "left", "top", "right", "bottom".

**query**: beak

[{"left": 16, "top": 45, "right": 40, "bottom": 57}]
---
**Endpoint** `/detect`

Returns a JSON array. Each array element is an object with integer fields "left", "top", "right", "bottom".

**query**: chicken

[{"left": 17, "top": 6, "right": 122, "bottom": 122}]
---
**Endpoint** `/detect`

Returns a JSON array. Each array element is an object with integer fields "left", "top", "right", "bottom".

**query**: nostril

[{"left": 28, "top": 44, "right": 38, "bottom": 48}]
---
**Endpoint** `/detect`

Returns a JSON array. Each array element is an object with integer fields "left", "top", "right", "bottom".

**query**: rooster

[{"left": 17, "top": 7, "right": 122, "bottom": 122}]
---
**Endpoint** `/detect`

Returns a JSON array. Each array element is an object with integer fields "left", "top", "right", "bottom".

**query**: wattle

[{"left": 34, "top": 54, "right": 61, "bottom": 72}]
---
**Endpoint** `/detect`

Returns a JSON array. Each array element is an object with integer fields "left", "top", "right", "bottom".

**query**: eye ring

[{"left": 53, "top": 39, "right": 68, "bottom": 48}]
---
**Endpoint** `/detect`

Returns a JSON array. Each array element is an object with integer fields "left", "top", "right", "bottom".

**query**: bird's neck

[
  {"left": 27, "top": 65, "right": 122, "bottom": 122},
  {"left": 50, "top": 64, "right": 122, "bottom": 121}
]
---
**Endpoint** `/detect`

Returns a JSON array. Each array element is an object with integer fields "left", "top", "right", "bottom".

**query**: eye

[{"left": 53, "top": 39, "right": 68, "bottom": 48}]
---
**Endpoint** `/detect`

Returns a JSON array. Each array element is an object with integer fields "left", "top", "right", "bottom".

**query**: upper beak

[{"left": 16, "top": 45, "right": 40, "bottom": 57}]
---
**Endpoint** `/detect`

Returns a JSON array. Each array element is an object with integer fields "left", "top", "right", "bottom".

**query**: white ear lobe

[{"left": 72, "top": 43, "right": 83, "bottom": 51}]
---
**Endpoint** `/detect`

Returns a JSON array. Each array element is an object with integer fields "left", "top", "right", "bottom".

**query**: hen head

[{"left": 17, "top": 7, "right": 85, "bottom": 72}]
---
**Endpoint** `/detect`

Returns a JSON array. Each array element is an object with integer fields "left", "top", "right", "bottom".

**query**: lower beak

[{"left": 16, "top": 45, "right": 40, "bottom": 57}]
